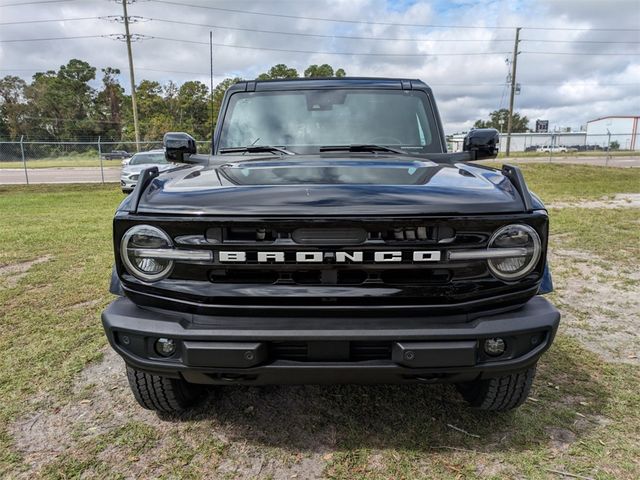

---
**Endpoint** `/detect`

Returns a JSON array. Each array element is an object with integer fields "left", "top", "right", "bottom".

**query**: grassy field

[
  {"left": 497, "top": 150, "right": 638, "bottom": 158},
  {"left": 0, "top": 165, "right": 639, "bottom": 479},
  {"left": 0, "top": 152, "right": 116, "bottom": 169}
]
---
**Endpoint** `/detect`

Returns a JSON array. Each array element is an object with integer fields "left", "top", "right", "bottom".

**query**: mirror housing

[
  {"left": 463, "top": 128, "right": 499, "bottom": 160},
  {"left": 164, "top": 132, "right": 197, "bottom": 163}
]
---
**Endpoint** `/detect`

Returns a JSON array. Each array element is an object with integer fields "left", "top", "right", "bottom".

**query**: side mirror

[
  {"left": 463, "top": 128, "right": 499, "bottom": 160},
  {"left": 163, "top": 132, "right": 197, "bottom": 163}
]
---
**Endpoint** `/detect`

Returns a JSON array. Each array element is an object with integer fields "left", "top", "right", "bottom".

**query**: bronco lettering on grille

[{"left": 217, "top": 251, "right": 441, "bottom": 263}]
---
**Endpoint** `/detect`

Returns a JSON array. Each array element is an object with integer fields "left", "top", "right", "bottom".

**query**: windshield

[
  {"left": 128, "top": 152, "right": 168, "bottom": 165},
  {"left": 218, "top": 89, "right": 441, "bottom": 154}
]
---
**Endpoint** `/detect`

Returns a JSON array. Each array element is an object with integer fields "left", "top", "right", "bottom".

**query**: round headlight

[
  {"left": 487, "top": 224, "right": 541, "bottom": 281},
  {"left": 120, "top": 225, "right": 174, "bottom": 282}
]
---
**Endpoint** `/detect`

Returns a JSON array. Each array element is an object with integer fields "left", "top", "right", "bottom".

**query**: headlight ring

[
  {"left": 120, "top": 225, "right": 174, "bottom": 282},
  {"left": 487, "top": 224, "right": 542, "bottom": 281}
]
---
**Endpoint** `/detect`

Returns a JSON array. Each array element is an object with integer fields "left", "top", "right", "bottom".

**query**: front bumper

[
  {"left": 102, "top": 296, "right": 560, "bottom": 385},
  {"left": 120, "top": 177, "right": 137, "bottom": 192}
]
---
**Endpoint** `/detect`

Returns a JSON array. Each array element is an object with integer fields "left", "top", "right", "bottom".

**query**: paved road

[
  {"left": 0, "top": 167, "right": 121, "bottom": 184},
  {"left": 494, "top": 155, "right": 640, "bottom": 168},
  {"left": 1, "top": 156, "right": 639, "bottom": 185}
]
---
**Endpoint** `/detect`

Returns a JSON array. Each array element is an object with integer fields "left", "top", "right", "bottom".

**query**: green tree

[
  {"left": 95, "top": 68, "right": 124, "bottom": 140},
  {"left": 133, "top": 80, "right": 171, "bottom": 141},
  {"left": 609, "top": 140, "right": 620, "bottom": 150},
  {"left": 257, "top": 64, "right": 299, "bottom": 80},
  {"left": 303, "top": 64, "right": 333, "bottom": 78},
  {"left": 303, "top": 64, "right": 347, "bottom": 78},
  {"left": 176, "top": 80, "right": 210, "bottom": 139},
  {"left": 0, "top": 75, "right": 27, "bottom": 139},
  {"left": 474, "top": 109, "right": 529, "bottom": 133},
  {"left": 24, "top": 59, "right": 99, "bottom": 140}
]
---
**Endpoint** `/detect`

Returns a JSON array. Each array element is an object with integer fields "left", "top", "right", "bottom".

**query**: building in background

[
  {"left": 586, "top": 116, "right": 640, "bottom": 150},
  {"left": 448, "top": 132, "right": 587, "bottom": 153},
  {"left": 448, "top": 115, "right": 640, "bottom": 153}
]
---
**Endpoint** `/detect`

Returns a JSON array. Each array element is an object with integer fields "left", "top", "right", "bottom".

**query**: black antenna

[{"left": 209, "top": 30, "right": 214, "bottom": 148}]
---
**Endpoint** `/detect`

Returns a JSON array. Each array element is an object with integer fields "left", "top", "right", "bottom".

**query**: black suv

[{"left": 102, "top": 78, "right": 559, "bottom": 414}]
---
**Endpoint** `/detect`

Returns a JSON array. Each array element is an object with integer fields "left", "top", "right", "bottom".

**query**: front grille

[
  {"left": 171, "top": 219, "right": 489, "bottom": 286},
  {"left": 270, "top": 341, "right": 391, "bottom": 362},
  {"left": 202, "top": 223, "right": 461, "bottom": 245},
  {"left": 118, "top": 213, "right": 548, "bottom": 314}
]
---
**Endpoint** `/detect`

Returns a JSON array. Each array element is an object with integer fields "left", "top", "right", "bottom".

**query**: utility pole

[
  {"left": 505, "top": 27, "right": 521, "bottom": 157},
  {"left": 209, "top": 30, "right": 215, "bottom": 145},
  {"left": 121, "top": 0, "right": 141, "bottom": 152}
]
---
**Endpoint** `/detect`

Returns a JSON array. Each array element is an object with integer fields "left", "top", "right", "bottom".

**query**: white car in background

[
  {"left": 120, "top": 150, "right": 175, "bottom": 193},
  {"left": 538, "top": 145, "right": 568, "bottom": 153}
]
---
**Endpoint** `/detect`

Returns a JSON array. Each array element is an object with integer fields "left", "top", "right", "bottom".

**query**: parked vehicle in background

[
  {"left": 539, "top": 146, "right": 567, "bottom": 153},
  {"left": 101, "top": 150, "right": 130, "bottom": 160},
  {"left": 120, "top": 150, "right": 174, "bottom": 193},
  {"left": 524, "top": 145, "right": 539, "bottom": 152}
]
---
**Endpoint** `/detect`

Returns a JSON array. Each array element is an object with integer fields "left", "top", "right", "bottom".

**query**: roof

[
  {"left": 229, "top": 77, "right": 430, "bottom": 92},
  {"left": 587, "top": 115, "right": 640, "bottom": 123}
]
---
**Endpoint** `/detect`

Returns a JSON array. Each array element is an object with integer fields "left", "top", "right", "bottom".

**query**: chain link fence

[
  {"left": 1, "top": 133, "right": 638, "bottom": 185},
  {"left": 0, "top": 138, "right": 211, "bottom": 184}
]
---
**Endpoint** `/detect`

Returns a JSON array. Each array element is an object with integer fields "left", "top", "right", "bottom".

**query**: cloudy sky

[{"left": 1, "top": 0, "right": 638, "bottom": 133}]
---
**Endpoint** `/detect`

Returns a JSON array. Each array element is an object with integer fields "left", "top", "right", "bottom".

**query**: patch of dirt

[
  {"left": 0, "top": 255, "right": 53, "bottom": 288},
  {"left": 545, "top": 427, "right": 577, "bottom": 453},
  {"left": 549, "top": 247, "right": 640, "bottom": 364},
  {"left": 9, "top": 348, "right": 333, "bottom": 478},
  {"left": 67, "top": 299, "right": 101, "bottom": 310},
  {"left": 9, "top": 349, "right": 140, "bottom": 469},
  {"left": 547, "top": 193, "right": 640, "bottom": 209}
]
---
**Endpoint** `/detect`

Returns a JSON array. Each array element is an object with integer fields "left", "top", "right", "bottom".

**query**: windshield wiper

[
  {"left": 319, "top": 144, "right": 407, "bottom": 154},
  {"left": 219, "top": 145, "right": 295, "bottom": 155}
]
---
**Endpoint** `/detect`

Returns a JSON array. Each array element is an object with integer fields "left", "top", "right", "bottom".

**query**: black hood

[{"left": 133, "top": 154, "right": 537, "bottom": 216}]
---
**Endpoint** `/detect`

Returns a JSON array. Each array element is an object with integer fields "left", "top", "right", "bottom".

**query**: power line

[
  {"left": 0, "top": 0, "right": 78, "bottom": 6},
  {"left": 150, "top": 36, "right": 640, "bottom": 57},
  {"left": 145, "top": 16, "right": 640, "bottom": 45},
  {"left": 148, "top": 0, "right": 640, "bottom": 32},
  {"left": 146, "top": 17, "right": 515, "bottom": 43},
  {"left": 0, "top": 32, "right": 637, "bottom": 57},
  {"left": 522, "top": 39, "right": 640, "bottom": 44},
  {"left": 0, "top": 16, "right": 101, "bottom": 25},
  {"left": 151, "top": 35, "right": 512, "bottom": 56},
  {"left": 523, "top": 50, "right": 640, "bottom": 56},
  {"left": 0, "top": 35, "right": 108, "bottom": 43},
  {"left": 1, "top": 14, "right": 638, "bottom": 45}
]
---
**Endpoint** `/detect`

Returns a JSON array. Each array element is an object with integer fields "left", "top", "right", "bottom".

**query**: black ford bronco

[{"left": 102, "top": 78, "right": 560, "bottom": 414}]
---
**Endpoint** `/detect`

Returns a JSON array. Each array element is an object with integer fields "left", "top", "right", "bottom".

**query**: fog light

[
  {"left": 484, "top": 337, "right": 506, "bottom": 356},
  {"left": 155, "top": 338, "right": 176, "bottom": 357}
]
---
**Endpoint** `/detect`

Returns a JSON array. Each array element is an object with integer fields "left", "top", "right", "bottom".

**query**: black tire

[
  {"left": 456, "top": 365, "right": 536, "bottom": 411},
  {"left": 126, "top": 365, "right": 204, "bottom": 414}
]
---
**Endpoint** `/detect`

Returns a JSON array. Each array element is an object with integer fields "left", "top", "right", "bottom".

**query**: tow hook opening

[{"left": 208, "top": 373, "right": 258, "bottom": 383}]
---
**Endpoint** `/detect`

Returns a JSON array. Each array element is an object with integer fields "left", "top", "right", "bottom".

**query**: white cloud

[{"left": 0, "top": 0, "right": 638, "bottom": 134}]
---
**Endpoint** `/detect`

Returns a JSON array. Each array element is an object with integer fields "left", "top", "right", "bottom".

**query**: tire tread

[
  {"left": 126, "top": 366, "right": 202, "bottom": 414},
  {"left": 457, "top": 366, "right": 536, "bottom": 411}
]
